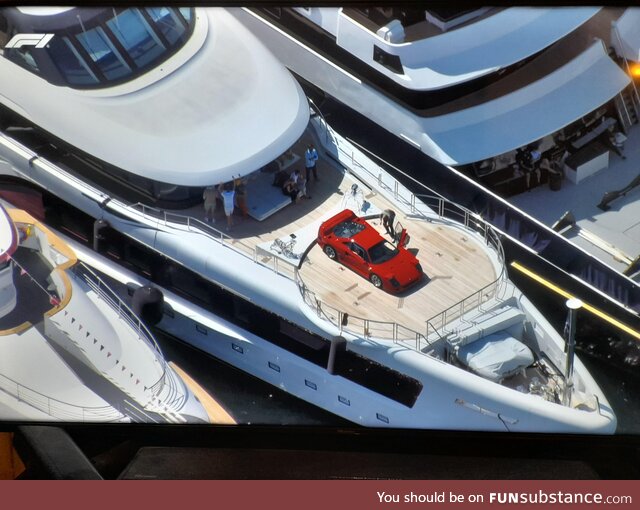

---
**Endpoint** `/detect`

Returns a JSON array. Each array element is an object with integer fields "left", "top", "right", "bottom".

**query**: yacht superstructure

[
  {"left": 0, "top": 6, "right": 616, "bottom": 432},
  {"left": 0, "top": 202, "right": 210, "bottom": 423},
  {"left": 232, "top": 6, "right": 640, "bottom": 325}
]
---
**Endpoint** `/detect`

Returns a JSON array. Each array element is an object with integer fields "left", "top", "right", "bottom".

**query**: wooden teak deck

[{"left": 177, "top": 146, "right": 497, "bottom": 334}]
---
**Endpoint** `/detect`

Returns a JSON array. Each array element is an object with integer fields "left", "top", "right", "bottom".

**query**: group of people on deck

[
  {"left": 274, "top": 143, "right": 319, "bottom": 203},
  {"left": 203, "top": 144, "right": 320, "bottom": 229},
  {"left": 202, "top": 177, "right": 248, "bottom": 231}
]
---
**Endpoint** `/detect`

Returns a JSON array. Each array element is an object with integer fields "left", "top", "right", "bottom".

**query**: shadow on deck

[{"left": 0, "top": 248, "right": 54, "bottom": 331}]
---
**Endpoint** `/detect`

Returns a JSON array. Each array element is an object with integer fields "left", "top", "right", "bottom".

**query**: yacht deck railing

[
  {"left": 0, "top": 102, "right": 511, "bottom": 358},
  {"left": 0, "top": 371, "right": 125, "bottom": 422},
  {"left": 2, "top": 105, "right": 508, "bottom": 346},
  {"left": 293, "top": 194, "right": 508, "bottom": 351},
  {"left": 125, "top": 114, "right": 508, "bottom": 351},
  {"left": 71, "top": 262, "right": 186, "bottom": 410},
  {"left": 128, "top": 202, "right": 299, "bottom": 281},
  {"left": 315, "top": 119, "right": 510, "bottom": 342}
]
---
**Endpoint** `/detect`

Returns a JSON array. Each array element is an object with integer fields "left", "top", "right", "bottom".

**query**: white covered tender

[{"left": 456, "top": 331, "right": 534, "bottom": 381}]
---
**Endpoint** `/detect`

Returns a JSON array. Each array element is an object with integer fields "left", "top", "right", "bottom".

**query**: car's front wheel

[
  {"left": 370, "top": 273, "right": 383, "bottom": 289},
  {"left": 323, "top": 245, "right": 337, "bottom": 260}
]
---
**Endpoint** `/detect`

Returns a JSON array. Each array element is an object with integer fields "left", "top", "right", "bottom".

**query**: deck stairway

[{"left": 615, "top": 84, "right": 640, "bottom": 133}]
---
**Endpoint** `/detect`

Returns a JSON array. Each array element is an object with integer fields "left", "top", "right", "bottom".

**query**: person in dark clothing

[
  {"left": 516, "top": 147, "right": 541, "bottom": 190},
  {"left": 380, "top": 209, "right": 396, "bottom": 237},
  {"left": 282, "top": 179, "right": 300, "bottom": 202}
]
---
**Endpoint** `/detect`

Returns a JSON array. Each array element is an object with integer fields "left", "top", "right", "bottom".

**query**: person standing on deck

[
  {"left": 203, "top": 185, "right": 218, "bottom": 223},
  {"left": 305, "top": 144, "right": 319, "bottom": 183},
  {"left": 234, "top": 176, "right": 249, "bottom": 218},
  {"left": 219, "top": 180, "right": 236, "bottom": 231},
  {"left": 380, "top": 209, "right": 396, "bottom": 237}
]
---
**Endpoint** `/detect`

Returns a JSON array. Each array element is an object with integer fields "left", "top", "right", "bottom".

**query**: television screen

[{"left": 1, "top": 4, "right": 639, "bottom": 478}]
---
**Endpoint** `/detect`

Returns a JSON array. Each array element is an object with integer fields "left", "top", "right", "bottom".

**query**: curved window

[
  {"left": 76, "top": 25, "right": 131, "bottom": 81},
  {"left": 147, "top": 7, "right": 188, "bottom": 45},
  {"left": 107, "top": 9, "right": 165, "bottom": 68},
  {"left": 40, "top": 7, "right": 195, "bottom": 88},
  {"left": 48, "top": 36, "right": 99, "bottom": 85}
]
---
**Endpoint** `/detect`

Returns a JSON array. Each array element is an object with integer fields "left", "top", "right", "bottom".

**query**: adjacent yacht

[
  {"left": 233, "top": 6, "right": 640, "bottom": 329},
  {"left": 0, "top": 7, "right": 616, "bottom": 432},
  {"left": 0, "top": 201, "right": 211, "bottom": 423}
]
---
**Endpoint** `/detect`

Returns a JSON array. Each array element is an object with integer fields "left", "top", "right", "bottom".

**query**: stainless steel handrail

[{"left": 0, "top": 371, "right": 125, "bottom": 422}]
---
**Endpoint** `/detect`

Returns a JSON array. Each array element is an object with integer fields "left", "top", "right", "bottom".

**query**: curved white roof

[
  {"left": 424, "top": 42, "right": 631, "bottom": 165},
  {"left": 0, "top": 8, "right": 309, "bottom": 186},
  {"left": 334, "top": 7, "right": 600, "bottom": 91},
  {"left": 401, "top": 7, "right": 601, "bottom": 90}
]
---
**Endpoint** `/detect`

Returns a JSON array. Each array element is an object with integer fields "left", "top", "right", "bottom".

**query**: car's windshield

[{"left": 368, "top": 240, "right": 398, "bottom": 264}]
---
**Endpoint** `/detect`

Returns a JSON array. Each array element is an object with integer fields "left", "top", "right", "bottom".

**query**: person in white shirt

[{"left": 218, "top": 180, "right": 236, "bottom": 230}]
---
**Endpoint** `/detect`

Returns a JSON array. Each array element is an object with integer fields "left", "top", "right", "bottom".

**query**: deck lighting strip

[{"left": 510, "top": 261, "right": 640, "bottom": 341}]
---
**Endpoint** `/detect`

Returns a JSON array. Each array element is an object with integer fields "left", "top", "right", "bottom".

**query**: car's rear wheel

[
  {"left": 323, "top": 245, "right": 337, "bottom": 260},
  {"left": 370, "top": 273, "right": 383, "bottom": 289}
]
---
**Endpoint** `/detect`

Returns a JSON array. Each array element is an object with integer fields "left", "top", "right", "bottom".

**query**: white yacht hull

[
  {"left": 0, "top": 115, "right": 616, "bottom": 433},
  {"left": 69, "top": 239, "right": 616, "bottom": 433}
]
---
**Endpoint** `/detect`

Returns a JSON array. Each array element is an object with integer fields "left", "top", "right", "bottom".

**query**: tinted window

[
  {"left": 146, "top": 7, "right": 187, "bottom": 45},
  {"left": 368, "top": 240, "right": 398, "bottom": 264},
  {"left": 179, "top": 8, "right": 193, "bottom": 24},
  {"left": 107, "top": 9, "right": 165, "bottom": 68},
  {"left": 48, "top": 36, "right": 99, "bottom": 85},
  {"left": 8, "top": 47, "right": 40, "bottom": 74},
  {"left": 349, "top": 242, "right": 368, "bottom": 261},
  {"left": 76, "top": 26, "right": 131, "bottom": 80}
]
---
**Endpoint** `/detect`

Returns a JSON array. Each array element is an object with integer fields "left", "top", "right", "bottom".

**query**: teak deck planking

[{"left": 180, "top": 151, "right": 497, "bottom": 335}]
